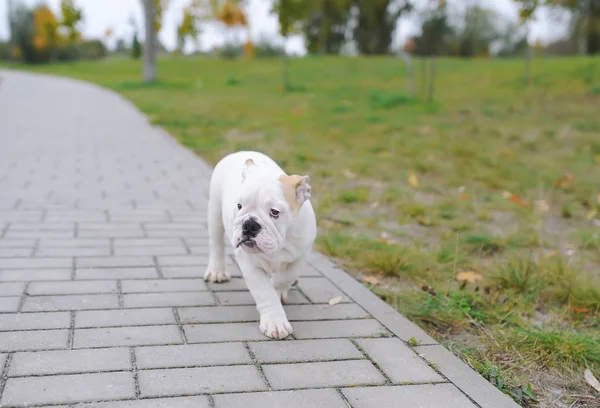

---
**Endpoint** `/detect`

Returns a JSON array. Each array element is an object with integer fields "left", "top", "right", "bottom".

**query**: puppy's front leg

[{"left": 237, "top": 255, "right": 292, "bottom": 340}]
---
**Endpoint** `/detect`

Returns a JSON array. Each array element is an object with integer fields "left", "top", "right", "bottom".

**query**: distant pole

[{"left": 142, "top": 0, "right": 157, "bottom": 82}]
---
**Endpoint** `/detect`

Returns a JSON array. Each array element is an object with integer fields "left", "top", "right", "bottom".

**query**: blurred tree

[
  {"left": 271, "top": 0, "right": 311, "bottom": 89},
  {"left": 303, "top": 0, "right": 352, "bottom": 54},
  {"left": 452, "top": 6, "right": 500, "bottom": 57},
  {"left": 154, "top": 0, "right": 171, "bottom": 33},
  {"left": 412, "top": 1, "right": 452, "bottom": 56},
  {"left": 177, "top": 4, "right": 201, "bottom": 52},
  {"left": 59, "top": 0, "right": 83, "bottom": 45},
  {"left": 141, "top": 0, "right": 159, "bottom": 82},
  {"left": 132, "top": 32, "right": 142, "bottom": 59},
  {"left": 353, "top": 0, "right": 413, "bottom": 55},
  {"left": 115, "top": 38, "right": 129, "bottom": 53}
]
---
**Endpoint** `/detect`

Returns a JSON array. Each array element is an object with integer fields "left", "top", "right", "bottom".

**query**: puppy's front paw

[
  {"left": 203, "top": 266, "right": 230, "bottom": 283},
  {"left": 260, "top": 315, "right": 293, "bottom": 339}
]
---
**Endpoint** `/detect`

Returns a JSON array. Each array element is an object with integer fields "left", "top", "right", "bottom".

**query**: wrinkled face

[
  {"left": 232, "top": 180, "right": 291, "bottom": 255},
  {"left": 231, "top": 159, "right": 311, "bottom": 255}
]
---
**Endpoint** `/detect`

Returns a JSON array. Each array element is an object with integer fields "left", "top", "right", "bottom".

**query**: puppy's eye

[
  {"left": 270, "top": 209, "right": 280, "bottom": 218},
  {"left": 237, "top": 204, "right": 242, "bottom": 210}
]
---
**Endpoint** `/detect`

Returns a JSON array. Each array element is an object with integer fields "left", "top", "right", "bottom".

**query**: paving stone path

[{"left": 0, "top": 70, "right": 519, "bottom": 408}]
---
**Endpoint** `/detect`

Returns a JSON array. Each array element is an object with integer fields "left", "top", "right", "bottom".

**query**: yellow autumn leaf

[
  {"left": 408, "top": 172, "right": 419, "bottom": 187},
  {"left": 361, "top": 275, "right": 381, "bottom": 286},
  {"left": 587, "top": 209, "right": 597, "bottom": 220},
  {"left": 595, "top": 154, "right": 600, "bottom": 164},
  {"left": 456, "top": 271, "right": 483, "bottom": 283}
]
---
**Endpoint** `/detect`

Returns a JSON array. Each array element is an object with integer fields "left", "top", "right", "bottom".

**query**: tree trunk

[
  {"left": 7, "top": 0, "right": 14, "bottom": 64},
  {"left": 578, "top": 13, "right": 589, "bottom": 55},
  {"left": 524, "top": 44, "right": 532, "bottom": 85},
  {"left": 142, "top": 0, "right": 157, "bottom": 83},
  {"left": 404, "top": 54, "right": 414, "bottom": 97}
]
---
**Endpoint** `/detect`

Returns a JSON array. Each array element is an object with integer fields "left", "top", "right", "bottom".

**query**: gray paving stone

[
  {"left": 35, "top": 246, "right": 112, "bottom": 257},
  {"left": 123, "top": 292, "right": 215, "bottom": 308},
  {"left": 0, "top": 282, "right": 27, "bottom": 296},
  {"left": 5, "top": 230, "right": 75, "bottom": 239},
  {"left": 0, "top": 247, "right": 32, "bottom": 257},
  {"left": 292, "top": 319, "right": 389, "bottom": 339},
  {"left": 0, "top": 257, "right": 71, "bottom": 269},
  {"left": 0, "top": 295, "right": 20, "bottom": 312},
  {"left": 9, "top": 348, "right": 131, "bottom": 376},
  {"left": 115, "top": 245, "right": 189, "bottom": 256},
  {"left": 23, "top": 294, "right": 119, "bottom": 311},
  {"left": 207, "top": 278, "right": 247, "bottom": 291},
  {"left": 296, "top": 277, "right": 350, "bottom": 303},
  {"left": 157, "top": 255, "right": 209, "bottom": 266},
  {"left": 0, "top": 329, "right": 69, "bottom": 351},
  {"left": 0, "top": 269, "right": 72, "bottom": 281},
  {"left": 71, "top": 396, "right": 211, "bottom": 407},
  {"left": 76, "top": 307, "right": 176, "bottom": 328},
  {"left": 28, "top": 280, "right": 117, "bottom": 295},
  {"left": 161, "top": 265, "right": 206, "bottom": 278},
  {"left": 76, "top": 256, "right": 154, "bottom": 268},
  {"left": 213, "top": 389, "right": 348, "bottom": 408},
  {"left": 415, "top": 345, "right": 520, "bottom": 408},
  {"left": 9, "top": 222, "right": 75, "bottom": 231},
  {"left": 0, "top": 239, "right": 37, "bottom": 248},
  {"left": 216, "top": 290, "right": 309, "bottom": 305},
  {"left": 178, "top": 305, "right": 259, "bottom": 323},
  {"left": 250, "top": 339, "right": 363, "bottom": 364},
  {"left": 38, "top": 239, "right": 109, "bottom": 248},
  {"left": 76, "top": 267, "right": 158, "bottom": 280},
  {"left": 1, "top": 372, "right": 135, "bottom": 406},
  {"left": 113, "top": 238, "right": 184, "bottom": 247},
  {"left": 263, "top": 360, "right": 385, "bottom": 390},
  {"left": 0, "top": 311, "right": 71, "bottom": 331},
  {"left": 135, "top": 342, "right": 252, "bottom": 369},
  {"left": 74, "top": 325, "right": 182, "bottom": 348},
  {"left": 343, "top": 384, "right": 478, "bottom": 408},
  {"left": 184, "top": 322, "right": 267, "bottom": 343},
  {"left": 138, "top": 365, "right": 267, "bottom": 397},
  {"left": 0, "top": 353, "right": 7, "bottom": 372},
  {"left": 356, "top": 337, "right": 443, "bottom": 383},
  {"left": 121, "top": 278, "right": 207, "bottom": 293},
  {"left": 284, "top": 303, "right": 369, "bottom": 321}
]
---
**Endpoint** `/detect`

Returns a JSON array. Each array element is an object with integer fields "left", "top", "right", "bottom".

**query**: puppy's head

[{"left": 232, "top": 158, "right": 311, "bottom": 255}]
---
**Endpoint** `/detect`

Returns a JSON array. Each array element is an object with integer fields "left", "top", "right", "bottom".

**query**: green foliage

[
  {"left": 131, "top": 33, "right": 142, "bottom": 60},
  {"left": 354, "top": 0, "right": 413, "bottom": 55},
  {"left": 271, "top": 0, "right": 311, "bottom": 37}
]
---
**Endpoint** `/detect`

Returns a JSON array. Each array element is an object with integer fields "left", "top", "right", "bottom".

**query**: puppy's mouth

[{"left": 236, "top": 236, "right": 258, "bottom": 249}]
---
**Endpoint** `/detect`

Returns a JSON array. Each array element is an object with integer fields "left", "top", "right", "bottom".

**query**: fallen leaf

[
  {"left": 569, "top": 306, "right": 590, "bottom": 314},
  {"left": 379, "top": 151, "right": 391, "bottom": 158},
  {"left": 502, "top": 191, "right": 512, "bottom": 199},
  {"left": 370, "top": 201, "right": 380, "bottom": 209},
  {"left": 460, "top": 193, "right": 471, "bottom": 200},
  {"left": 584, "top": 369, "right": 600, "bottom": 393},
  {"left": 587, "top": 209, "right": 597, "bottom": 220},
  {"left": 508, "top": 193, "right": 530, "bottom": 207},
  {"left": 535, "top": 200, "right": 550, "bottom": 213},
  {"left": 361, "top": 276, "right": 381, "bottom": 286},
  {"left": 554, "top": 171, "right": 574, "bottom": 188},
  {"left": 293, "top": 107, "right": 302, "bottom": 116},
  {"left": 343, "top": 169, "right": 356, "bottom": 180},
  {"left": 408, "top": 172, "right": 419, "bottom": 187},
  {"left": 544, "top": 250, "right": 558, "bottom": 258},
  {"left": 595, "top": 154, "right": 600, "bottom": 164},
  {"left": 456, "top": 271, "right": 483, "bottom": 283},
  {"left": 328, "top": 296, "right": 342, "bottom": 306}
]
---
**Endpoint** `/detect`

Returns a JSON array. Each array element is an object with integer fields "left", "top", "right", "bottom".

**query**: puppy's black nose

[{"left": 242, "top": 219, "right": 261, "bottom": 237}]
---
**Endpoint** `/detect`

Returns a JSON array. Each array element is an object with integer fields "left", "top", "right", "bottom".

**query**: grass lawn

[{"left": 6, "top": 55, "right": 600, "bottom": 407}]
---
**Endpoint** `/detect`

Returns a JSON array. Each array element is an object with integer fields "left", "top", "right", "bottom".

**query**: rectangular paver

[
  {"left": 135, "top": 342, "right": 252, "bottom": 369},
  {"left": 356, "top": 337, "right": 443, "bottom": 383},
  {"left": 71, "top": 396, "right": 211, "bottom": 408},
  {"left": 0, "top": 329, "right": 69, "bottom": 351},
  {"left": 138, "top": 365, "right": 267, "bottom": 397},
  {"left": 263, "top": 360, "right": 386, "bottom": 390},
  {"left": 0, "top": 282, "right": 26, "bottom": 296},
  {"left": 76, "top": 267, "right": 158, "bottom": 280},
  {"left": 296, "top": 277, "right": 350, "bottom": 303},
  {"left": 22, "top": 294, "right": 119, "bottom": 311},
  {"left": 28, "top": 280, "right": 117, "bottom": 295},
  {"left": 121, "top": 278, "right": 207, "bottom": 293},
  {"left": 123, "top": 292, "right": 215, "bottom": 308},
  {"left": 216, "top": 290, "right": 309, "bottom": 305},
  {"left": 0, "top": 269, "right": 72, "bottom": 281},
  {"left": 74, "top": 325, "right": 182, "bottom": 348},
  {"left": 250, "top": 339, "right": 363, "bottom": 364},
  {"left": 76, "top": 256, "right": 154, "bottom": 268},
  {"left": 1, "top": 372, "right": 135, "bottom": 406},
  {"left": 343, "top": 384, "right": 477, "bottom": 408},
  {"left": 0, "top": 257, "right": 71, "bottom": 269},
  {"left": 76, "top": 308, "right": 176, "bottom": 328},
  {"left": 184, "top": 323, "right": 266, "bottom": 343},
  {"left": 9, "top": 348, "right": 131, "bottom": 376},
  {"left": 178, "top": 305, "right": 259, "bottom": 323},
  {"left": 213, "top": 389, "right": 348, "bottom": 408},
  {"left": 0, "top": 311, "right": 71, "bottom": 331},
  {"left": 0, "top": 296, "right": 20, "bottom": 312},
  {"left": 292, "top": 319, "right": 389, "bottom": 339}
]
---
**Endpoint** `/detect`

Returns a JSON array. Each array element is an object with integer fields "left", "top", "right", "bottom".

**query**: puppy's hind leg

[{"left": 204, "top": 194, "right": 230, "bottom": 283}]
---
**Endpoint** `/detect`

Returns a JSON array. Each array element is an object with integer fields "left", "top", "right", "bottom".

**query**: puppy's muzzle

[{"left": 242, "top": 218, "right": 261, "bottom": 237}]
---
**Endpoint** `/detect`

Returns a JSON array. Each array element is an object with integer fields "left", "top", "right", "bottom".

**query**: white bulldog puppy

[{"left": 204, "top": 151, "right": 317, "bottom": 339}]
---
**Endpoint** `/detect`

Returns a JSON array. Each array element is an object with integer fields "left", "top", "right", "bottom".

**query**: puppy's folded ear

[
  {"left": 241, "top": 158, "right": 255, "bottom": 182},
  {"left": 279, "top": 174, "right": 312, "bottom": 212}
]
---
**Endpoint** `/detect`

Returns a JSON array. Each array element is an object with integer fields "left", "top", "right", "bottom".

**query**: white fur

[{"left": 204, "top": 151, "right": 317, "bottom": 339}]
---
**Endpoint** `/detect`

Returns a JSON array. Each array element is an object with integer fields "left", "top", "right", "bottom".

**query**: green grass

[{"left": 8, "top": 54, "right": 600, "bottom": 406}]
